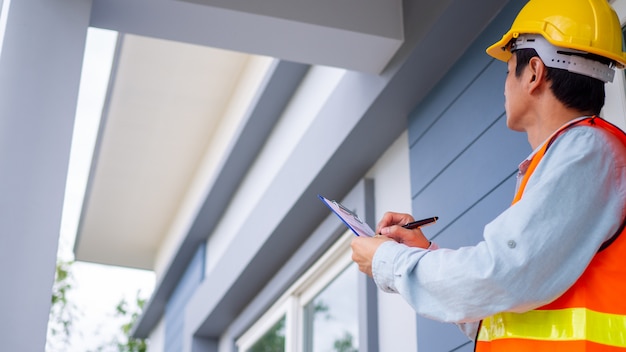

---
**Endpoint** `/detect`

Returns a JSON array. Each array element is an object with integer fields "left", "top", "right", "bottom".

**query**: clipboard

[{"left": 318, "top": 195, "right": 375, "bottom": 237}]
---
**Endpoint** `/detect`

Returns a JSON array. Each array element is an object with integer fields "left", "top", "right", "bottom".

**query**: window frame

[{"left": 236, "top": 231, "right": 357, "bottom": 352}]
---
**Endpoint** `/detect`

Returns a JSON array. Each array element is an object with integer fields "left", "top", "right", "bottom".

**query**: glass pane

[
  {"left": 247, "top": 315, "right": 286, "bottom": 352},
  {"left": 303, "top": 263, "right": 359, "bottom": 352}
]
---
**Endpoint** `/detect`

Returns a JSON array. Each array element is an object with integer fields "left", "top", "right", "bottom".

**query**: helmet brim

[
  {"left": 487, "top": 30, "right": 626, "bottom": 69},
  {"left": 486, "top": 32, "right": 514, "bottom": 63}
]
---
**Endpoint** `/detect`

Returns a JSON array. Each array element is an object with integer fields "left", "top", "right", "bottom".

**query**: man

[{"left": 351, "top": 0, "right": 626, "bottom": 350}]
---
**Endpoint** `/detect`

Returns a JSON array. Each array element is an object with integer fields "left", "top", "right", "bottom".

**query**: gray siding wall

[
  {"left": 165, "top": 244, "right": 206, "bottom": 352},
  {"left": 407, "top": 0, "right": 528, "bottom": 351}
]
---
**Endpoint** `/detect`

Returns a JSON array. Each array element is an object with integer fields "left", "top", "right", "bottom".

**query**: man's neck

[{"left": 526, "top": 109, "right": 592, "bottom": 150}]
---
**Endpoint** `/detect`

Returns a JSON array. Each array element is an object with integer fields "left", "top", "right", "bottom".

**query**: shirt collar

[{"left": 518, "top": 115, "right": 592, "bottom": 171}]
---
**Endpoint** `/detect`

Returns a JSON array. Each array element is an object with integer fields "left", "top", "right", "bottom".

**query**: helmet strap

[{"left": 511, "top": 34, "right": 615, "bottom": 83}]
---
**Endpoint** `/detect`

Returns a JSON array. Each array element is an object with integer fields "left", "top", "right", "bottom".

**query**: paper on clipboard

[{"left": 318, "top": 195, "right": 375, "bottom": 237}]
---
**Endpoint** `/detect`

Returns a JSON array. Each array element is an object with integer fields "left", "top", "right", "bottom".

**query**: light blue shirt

[{"left": 372, "top": 120, "right": 626, "bottom": 339}]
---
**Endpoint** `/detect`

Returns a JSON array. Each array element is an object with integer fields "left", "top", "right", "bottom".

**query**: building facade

[{"left": 3, "top": 0, "right": 626, "bottom": 351}]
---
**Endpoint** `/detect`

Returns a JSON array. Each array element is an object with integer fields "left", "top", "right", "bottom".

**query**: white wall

[
  {"left": 147, "top": 317, "right": 165, "bottom": 352},
  {"left": 366, "top": 131, "right": 419, "bottom": 352}
]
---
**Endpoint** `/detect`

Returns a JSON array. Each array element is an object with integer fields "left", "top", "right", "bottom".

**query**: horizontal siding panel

[
  {"left": 453, "top": 341, "right": 475, "bottom": 352},
  {"left": 409, "top": 61, "right": 507, "bottom": 198},
  {"left": 411, "top": 115, "right": 528, "bottom": 227},
  {"left": 407, "top": 58, "right": 494, "bottom": 145},
  {"left": 432, "top": 173, "right": 517, "bottom": 246},
  {"left": 165, "top": 245, "right": 205, "bottom": 352},
  {"left": 166, "top": 252, "right": 204, "bottom": 313},
  {"left": 417, "top": 316, "right": 470, "bottom": 351},
  {"left": 407, "top": 2, "right": 529, "bottom": 350},
  {"left": 407, "top": 0, "right": 525, "bottom": 147},
  {"left": 415, "top": 176, "right": 518, "bottom": 351}
]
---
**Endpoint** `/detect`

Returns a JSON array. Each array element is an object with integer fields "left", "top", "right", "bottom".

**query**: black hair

[{"left": 514, "top": 48, "right": 606, "bottom": 115}]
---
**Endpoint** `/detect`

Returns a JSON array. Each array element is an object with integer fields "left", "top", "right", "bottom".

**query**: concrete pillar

[{"left": 0, "top": 0, "right": 91, "bottom": 349}]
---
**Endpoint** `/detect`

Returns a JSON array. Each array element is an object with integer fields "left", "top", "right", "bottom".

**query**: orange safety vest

[{"left": 475, "top": 117, "right": 626, "bottom": 352}]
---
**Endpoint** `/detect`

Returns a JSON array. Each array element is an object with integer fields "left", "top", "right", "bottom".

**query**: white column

[{"left": 0, "top": 0, "right": 91, "bottom": 350}]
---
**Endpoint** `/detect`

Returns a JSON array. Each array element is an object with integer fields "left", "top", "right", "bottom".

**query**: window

[
  {"left": 237, "top": 232, "right": 365, "bottom": 352},
  {"left": 302, "top": 264, "right": 359, "bottom": 352},
  {"left": 239, "top": 296, "right": 289, "bottom": 352},
  {"left": 248, "top": 315, "right": 286, "bottom": 352}
]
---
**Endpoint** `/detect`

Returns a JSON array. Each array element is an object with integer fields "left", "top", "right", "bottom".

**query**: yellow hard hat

[{"left": 486, "top": 0, "right": 626, "bottom": 68}]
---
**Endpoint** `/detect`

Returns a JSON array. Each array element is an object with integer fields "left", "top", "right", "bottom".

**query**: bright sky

[{"left": 53, "top": 28, "right": 156, "bottom": 351}]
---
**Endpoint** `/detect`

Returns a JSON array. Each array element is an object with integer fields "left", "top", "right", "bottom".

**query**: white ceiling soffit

[
  {"left": 74, "top": 34, "right": 272, "bottom": 269},
  {"left": 90, "top": 0, "right": 404, "bottom": 74}
]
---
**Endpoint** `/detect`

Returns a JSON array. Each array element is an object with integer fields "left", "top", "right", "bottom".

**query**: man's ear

[{"left": 528, "top": 56, "right": 546, "bottom": 91}]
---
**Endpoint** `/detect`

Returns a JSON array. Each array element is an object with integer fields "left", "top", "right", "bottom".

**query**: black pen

[{"left": 402, "top": 216, "right": 439, "bottom": 229}]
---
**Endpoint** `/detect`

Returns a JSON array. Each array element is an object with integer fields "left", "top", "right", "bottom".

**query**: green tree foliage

[
  {"left": 47, "top": 260, "right": 149, "bottom": 352},
  {"left": 47, "top": 260, "right": 80, "bottom": 351},
  {"left": 249, "top": 316, "right": 286, "bottom": 352},
  {"left": 333, "top": 332, "right": 357, "bottom": 352},
  {"left": 92, "top": 291, "right": 149, "bottom": 352},
  {"left": 114, "top": 293, "right": 148, "bottom": 352}
]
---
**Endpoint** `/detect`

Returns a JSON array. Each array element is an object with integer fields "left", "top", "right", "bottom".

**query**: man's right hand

[{"left": 376, "top": 211, "right": 431, "bottom": 249}]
